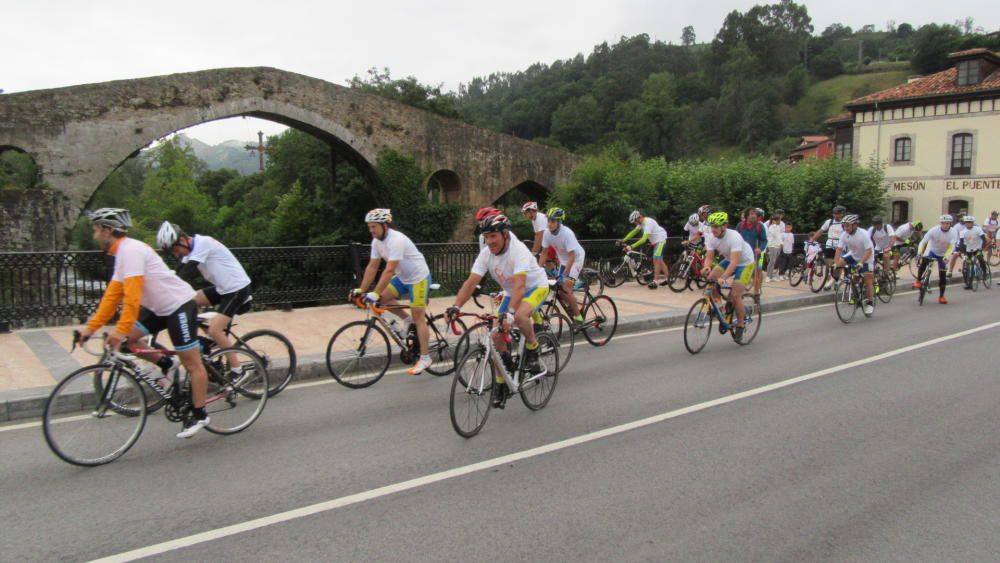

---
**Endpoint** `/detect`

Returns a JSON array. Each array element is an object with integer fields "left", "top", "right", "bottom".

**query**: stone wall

[{"left": 0, "top": 189, "right": 75, "bottom": 251}]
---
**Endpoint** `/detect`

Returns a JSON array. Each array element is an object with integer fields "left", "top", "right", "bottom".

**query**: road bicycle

[
  {"left": 985, "top": 236, "right": 1000, "bottom": 267},
  {"left": 448, "top": 310, "right": 559, "bottom": 438},
  {"left": 598, "top": 243, "right": 654, "bottom": 287},
  {"left": 873, "top": 260, "right": 896, "bottom": 304},
  {"left": 325, "top": 285, "right": 466, "bottom": 388},
  {"left": 683, "top": 281, "right": 761, "bottom": 354},
  {"left": 961, "top": 250, "right": 992, "bottom": 291},
  {"left": 834, "top": 264, "right": 875, "bottom": 323},
  {"left": 43, "top": 332, "right": 268, "bottom": 466},
  {"left": 788, "top": 245, "right": 827, "bottom": 292},
  {"left": 540, "top": 274, "right": 619, "bottom": 349},
  {"left": 668, "top": 244, "right": 709, "bottom": 293},
  {"left": 915, "top": 257, "right": 940, "bottom": 306}
]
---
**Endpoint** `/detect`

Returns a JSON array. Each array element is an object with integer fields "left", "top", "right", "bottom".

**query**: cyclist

[
  {"left": 947, "top": 218, "right": 970, "bottom": 278},
  {"left": 736, "top": 207, "right": 767, "bottom": 295},
  {"left": 447, "top": 213, "right": 550, "bottom": 407},
  {"left": 475, "top": 206, "right": 500, "bottom": 252},
  {"left": 891, "top": 219, "right": 923, "bottom": 271},
  {"left": 833, "top": 214, "right": 876, "bottom": 316},
  {"left": 521, "top": 202, "right": 548, "bottom": 257},
  {"left": 700, "top": 211, "right": 755, "bottom": 341},
  {"left": 866, "top": 216, "right": 895, "bottom": 275},
  {"left": 351, "top": 209, "right": 435, "bottom": 375},
  {"left": 157, "top": 221, "right": 251, "bottom": 383},
  {"left": 682, "top": 212, "right": 708, "bottom": 247},
  {"left": 539, "top": 207, "right": 585, "bottom": 325},
  {"left": 958, "top": 215, "right": 988, "bottom": 290},
  {"left": 76, "top": 208, "right": 212, "bottom": 439},
  {"left": 810, "top": 205, "right": 846, "bottom": 290},
  {"left": 984, "top": 210, "right": 999, "bottom": 246},
  {"left": 913, "top": 214, "right": 958, "bottom": 304},
  {"left": 622, "top": 210, "right": 669, "bottom": 288}
]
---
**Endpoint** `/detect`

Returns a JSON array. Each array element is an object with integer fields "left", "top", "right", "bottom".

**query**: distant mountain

[{"left": 175, "top": 134, "right": 264, "bottom": 175}]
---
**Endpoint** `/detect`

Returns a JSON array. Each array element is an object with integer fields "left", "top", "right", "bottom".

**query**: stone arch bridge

[{"left": 0, "top": 67, "right": 580, "bottom": 249}]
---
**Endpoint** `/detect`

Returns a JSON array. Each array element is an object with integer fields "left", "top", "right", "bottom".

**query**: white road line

[{"left": 89, "top": 319, "right": 1000, "bottom": 563}]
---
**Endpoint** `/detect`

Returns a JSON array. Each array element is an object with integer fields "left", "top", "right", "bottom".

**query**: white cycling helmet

[
  {"left": 939, "top": 214, "right": 954, "bottom": 223},
  {"left": 521, "top": 201, "right": 538, "bottom": 213},
  {"left": 87, "top": 208, "right": 132, "bottom": 231},
  {"left": 364, "top": 208, "right": 392, "bottom": 223},
  {"left": 629, "top": 210, "right": 642, "bottom": 223},
  {"left": 962, "top": 215, "right": 975, "bottom": 223},
  {"left": 688, "top": 213, "right": 700, "bottom": 226},
  {"left": 156, "top": 221, "right": 183, "bottom": 251},
  {"left": 842, "top": 214, "right": 860, "bottom": 225}
]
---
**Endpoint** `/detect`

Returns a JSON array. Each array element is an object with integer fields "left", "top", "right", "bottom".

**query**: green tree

[
  {"left": 0, "top": 150, "right": 40, "bottom": 190},
  {"left": 349, "top": 67, "right": 463, "bottom": 120},
  {"left": 131, "top": 138, "right": 215, "bottom": 238},
  {"left": 681, "top": 26, "right": 696, "bottom": 46},
  {"left": 615, "top": 72, "right": 688, "bottom": 159},
  {"left": 910, "top": 24, "right": 962, "bottom": 73},
  {"left": 810, "top": 49, "right": 844, "bottom": 79},
  {"left": 550, "top": 95, "right": 602, "bottom": 150}
]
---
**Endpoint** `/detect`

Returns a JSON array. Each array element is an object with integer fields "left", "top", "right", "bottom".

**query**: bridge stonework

[{"left": 0, "top": 67, "right": 580, "bottom": 249}]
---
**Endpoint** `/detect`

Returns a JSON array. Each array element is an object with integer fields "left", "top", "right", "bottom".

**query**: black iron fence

[{"left": 1, "top": 235, "right": 803, "bottom": 328}]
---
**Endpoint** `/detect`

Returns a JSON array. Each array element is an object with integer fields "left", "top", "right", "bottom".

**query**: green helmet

[
  {"left": 707, "top": 211, "right": 729, "bottom": 226},
  {"left": 546, "top": 207, "right": 566, "bottom": 221}
]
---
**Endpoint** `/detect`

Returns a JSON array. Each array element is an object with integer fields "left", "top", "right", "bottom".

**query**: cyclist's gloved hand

[
  {"left": 363, "top": 291, "right": 380, "bottom": 304},
  {"left": 445, "top": 306, "right": 460, "bottom": 321}
]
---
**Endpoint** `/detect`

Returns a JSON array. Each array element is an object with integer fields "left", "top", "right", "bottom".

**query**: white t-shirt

[
  {"left": 766, "top": 221, "right": 784, "bottom": 248},
  {"left": 542, "top": 224, "right": 585, "bottom": 266},
  {"left": 893, "top": 222, "right": 915, "bottom": 244},
  {"left": 641, "top": 217, "right": 667, "bottom": 244},
  {"left": 471, "top": 236, "right": 548, "bottom": 294},
  {"left": 983, "top": 217, "right": 999, "bottom": 235},
  {"left": 820, "top": 218, "right": 845, "bottom": 249},
  {"left": 371, "top": 229, "right": 430, "bottom": 285},
  {"left": 706, "top": 228, "right": 754, "bottom": 267},
  {"left": 961, "top": 225, "right": 985, "bottom": 251},
  {"left": 919, "top": 226, "right": 958, "bottom": 257},
  {"left": 531, "top": 212, "right": 548, "bottom": 234},
  {"left": 113, "top": 238, "right": 196, "bottom": 316},
  {"left": 866, "top": 224, "right": 895, "bottom": 251},
  {"left": 683, "top": 218, "right": 708, "bottom": 242},
  {"left": 954, "top": 223, "right": 967, "bottom": 242},
  {"left": 182, "top": 235, "right": 251, "bottom": 294},
  {"left": 781, "top": 232, "right": 794, "bottom": 253},
  {"left": 838, "top": 227, "right": 874, "bottom": 267}
]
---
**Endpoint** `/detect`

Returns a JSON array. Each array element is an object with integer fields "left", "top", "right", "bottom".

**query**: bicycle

[
  {"left": 668, "top": 244, "right": 709, "bottom": 293},
  {"left": 325, "top": 284, "right": 466, "bottom": 388},
  {"left": 873, "top": 260, "right": 896, "bottom": 304},
  {"left": 834, "top": 264, "right": 875, "bottom": 323},
  {"left": 540, "top": 274, "right": 619, "bottom": 349},
  {"left": 683, "top": 281, "right": 761, "bottom": 354},
  {"left": 788, "top": 245, "right": 827, "bottom": 292},
  {"left": 961, "top": 250, "right": 992, "bottom": 291},
  {"left": 915, "top": 257, "right": 936, "bottom": 306},
  {"left": 598, "top": 242, "right": 654, "bottom": 287},
  {"left": 448, "top": 310, "right": 559, "bottom": 438},
  {"left": 985, "top": 237, "right": 1000, "bottom": 267},
  {"left": 43, "top": 332, "right": 268, "bottom": 466}
]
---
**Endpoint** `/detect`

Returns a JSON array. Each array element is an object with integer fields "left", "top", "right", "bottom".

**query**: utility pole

[{"left": 244, "top": 130, "right": 270, "bottom": 172}]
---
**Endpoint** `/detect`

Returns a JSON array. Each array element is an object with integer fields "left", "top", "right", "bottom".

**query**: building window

[
  {"left": 957, "top": 60, "right": 980, "bottom": 86},
  {"left": 948, "top": 200, "right": 969, "bottom": 218},
  {"left": 891, "top": 201, "right": 909, "bottom": 225},
  {"left": 951, "top": 134, "right": 973, "bottom": 175},
  {"left": 835, "top": 142, "right": 852, "bottom": 159},
  {"left": 894, "top": 137, "right": 912, "bottom": 162}
]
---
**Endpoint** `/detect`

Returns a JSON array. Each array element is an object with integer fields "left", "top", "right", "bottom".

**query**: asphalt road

[{"left": 2, "top": 287, "right": 999, "bottom": 562}]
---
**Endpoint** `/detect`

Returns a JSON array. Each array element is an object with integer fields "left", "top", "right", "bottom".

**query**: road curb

[{"left": 0, "top": 289, "right": 837, "bottom": 423}]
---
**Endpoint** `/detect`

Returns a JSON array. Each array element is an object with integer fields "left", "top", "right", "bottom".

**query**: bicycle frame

[{"left": 454, "top": 313, "right": 543, "bottom": 394}]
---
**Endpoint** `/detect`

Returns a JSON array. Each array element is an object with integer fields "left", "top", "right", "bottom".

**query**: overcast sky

[{"left": 5, "top": 0, "right": 997, "bottom": 145}]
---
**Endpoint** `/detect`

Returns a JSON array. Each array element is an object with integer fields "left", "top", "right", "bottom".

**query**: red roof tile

[
  {"left": 846, "top": 57, "right": 1000, "bottom": 107},
  {"left": 948, "top": 48, "right": 994, "bottom": 58},
  {"left": 824, "top": 112, "right": 853, "bottom": 125},
  {"left": 800, "top": 135, "right": 828, "bottom": 143}
]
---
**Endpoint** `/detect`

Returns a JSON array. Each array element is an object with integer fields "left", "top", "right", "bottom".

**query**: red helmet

[
  {"left": 521, "top": 201, "right": 539, "bottom": 213},
  {"left": 479, "top": 214, "right": 512, "bottom": 233},
  {"left": 475, "top": 207, "right": 500, "bottom": 222}
]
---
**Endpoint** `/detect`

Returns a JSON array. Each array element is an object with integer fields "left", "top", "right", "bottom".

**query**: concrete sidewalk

[{"left": 0, "top": 273, "right": 901, "bottom": 422}]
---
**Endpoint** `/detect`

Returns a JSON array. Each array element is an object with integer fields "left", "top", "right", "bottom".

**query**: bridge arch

[{"left": 426, "top": 169, "right": 462, "bottom": 204}]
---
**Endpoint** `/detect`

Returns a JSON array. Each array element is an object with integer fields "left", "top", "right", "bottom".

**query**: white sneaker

[
  {"left": 407, "top": 355, "right": 433, "bottom": 376},
  {"left": 176, "top": 416, "right": 210, "bottom": 439},
  {"left": 862, "top": 300, "right": 875, "bottom": 316}
]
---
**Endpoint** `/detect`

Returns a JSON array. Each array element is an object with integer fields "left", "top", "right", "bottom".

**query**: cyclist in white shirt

[
  {"left": 700, "top": 212, "right": 755, "bottom": 341},
  {"left": 834, "top": 214, "right": 876, "bottom": 315},
  {"left": 521, "top": 202, "right": 548, "bottom": 257},
  {"left": 539, "top": 207, "right": 585, "bottom": 324},
  {"left": 914, "top": 214, "right": 958, "bottom": 304},
  {"left": 448, "top": 214, "right": 550, "bottom": 406},
  {"left": 866, "top": 216, "right": 895, "bottom": 274},
  {"left": 77, "top": 209, "right": 212, "bottom": 439},
  {"left": 682, "top": 213, "right": 708, "bottom": 247},
  {"left": 958, "top": 215, "right": 988, "bottom": 290},
  {"left": 947, "top": 220, "right": 969, "bottom": 277},
  {"left": 984, "top": 211, "right": 999, "bottom": 241},
  {"left": 891, "top": 219, "right": 922, "bottom": 271},
  {"left": 622, "top": 210, "right": 670, "bottom": 288},
  {"left": 810, "top": 205, "right": 846, "bottom": 289},
  {"left": 351, "top": 209, "right": 436, "bottom": 375},
  {"left": 765, "top": 212, "right": 785, "bottom": 282}
]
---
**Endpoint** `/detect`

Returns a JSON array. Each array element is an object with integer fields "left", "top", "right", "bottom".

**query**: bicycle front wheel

[
  {"left": 425, "top": 314, "right": 467, "bottom": 376},
  {"left": 44, "top": 366, "right": 147, "bottom": 466},
  {"left": 877, "top": 270, "right": 895, "bottom": 303},
  {"left": 326, "top": 320, "right": 391, "bottom": 389},
  {"left": 988, "top": 247, "right": 1000, "bottom": 267},
  {"left": 520, "top": 331, "right": 559, "bottom": 411},
  {"left": 834, "top": 281, "right": 857, "bottom": 324},
  {"left": 787, "top": 256, "right": 805, "bottom": 287},
  {"left": 668, "top": 260, "right": 691, "bottom": 292},
  {"left": 544, "top": 312, "right": 575, "bottom": 373},
  {"left": 983, "top": 262, "right": 992, "bottom": 288},
  {"left": 599, "top": 258, "right": 626, "bottom": 288},
  {"left": 736, "top": 294, "right": 762, "bottom": 345},
  {"left": 683, "top": 298, "right": 714, "bottom": 354},
  {"left": 449, "top": 347, "right": 494, "bottom": 438},
  {"left": 203, "top": 347, "right": 269, "bottom": 435},
  {"left": 240, "top": 329, "right": 297, "bottom": 397},
  {"left": 809, "top": 261, "right": 828, "bottom": 293},
  {"left": 582, "top": 295, "right": 618, "bottom": 346}
]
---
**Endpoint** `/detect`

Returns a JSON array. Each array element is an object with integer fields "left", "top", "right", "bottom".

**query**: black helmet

[
  {"left": 872, "top": 215, "right": 884, "bottom": 224},
  {"left": 833, "top": 205, "right": 846, "bottom": 214},
  {"left": 479, "top": 214, "right": 511, "bottom": 234}
]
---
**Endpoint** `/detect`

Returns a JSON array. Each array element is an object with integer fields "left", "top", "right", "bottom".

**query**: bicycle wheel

[
  {"left": 93, "top": 360, "right": 167, "bottom": 416},
  {"left": 736, "top": 294, "right": 762, "bottom": 345},
  {"left": 809, "top": 261, "right": 828, "bottom": 293},
  {"left": 449, "top": 346, "right": 494, "bottom": 438},
  {"left": 962, "top": 261, "right": 972, "bottom": 290},
  {"left": 543, "top": 311, "right": 575, "bottom": 374},
  {"left": 877, "top": 270, "right": 895, "bottom": 303},
  {"left": 203, "top": 346, "right": 268, "bottom": 435},
  {"left": 983, "top": 262, "right": 992, "bottom": 288},
  {"left": 580, "top": 268, "right": 604, "bottom": 296},
  {"left": 44, "top": 366, "right": 147, "bottom": 466},
  {"left": 520, "top": 331, "right": 559, "bottom": 411},
  {"left": 787, "top": 256, "right": 805, "bottom": 287},
  {"left": 599, "top": 258, "right": 626, "bottom": 288},
  {"left": 581, "top": 295, "right": 618, "bottom": 347},
  {"left": 683, "top": 298, "right": 714, "bottom": 354},
  {"left": 240, "top": 329, "right": 297, "bottom": 397},
  {"left": 325, "top": 320, "right": 391, "bottom": 389},
  {"left": 970, "top": 262, "right": 980, "bottom": 292},
  {"left": 635, "top": 255, "right": 655, "bottom": 285},
  {"left": 989, "top": 247, "right": 1000, "bottom": 267},
  {"left": 668, "top": 259, "right": 691, "bottom": 292},
  {"left": 425, "top": 314, "right": 467, "bottom": 376},
  {"left": 834, "top": 280, "right": 857, "bottom": 323},
  {"left": 908, "top": 255, "right": 920, "bottom": 279}
]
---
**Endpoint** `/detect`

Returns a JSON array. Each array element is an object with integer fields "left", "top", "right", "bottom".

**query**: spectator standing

[
  {"left": 765, "top": 213, "right": 784, "bottom": 282},
  {"left": 778, "top": 223, "right": 795, "bottom": 279}
]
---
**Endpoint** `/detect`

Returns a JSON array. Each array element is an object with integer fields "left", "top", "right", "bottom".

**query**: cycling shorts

[
  {"left": 498, "top": 285, "right": 549, "bottom": 316},
  {"left": 134, "top": 301, "right": 200, "bottom": 352},
  {"left": 651, "top": 241, "right": 666, "bottom": 261},
  {"left": 386, "top": 274, "right": 431, "bottom": 309},
  {"left": 716, "top": 259, "right": 756, "bottom": 286},
  {"left": 558, "top": 262, "right": 584, "bottom": 282},
  {"left": 922, "top": 252, "right": 947, "bottom": 269},
  {"left": 202, "top": 285, "right": 252, "bottom": 318},
  {"left": 842, "top": 255, "right": 872, "bottom": 273}
]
